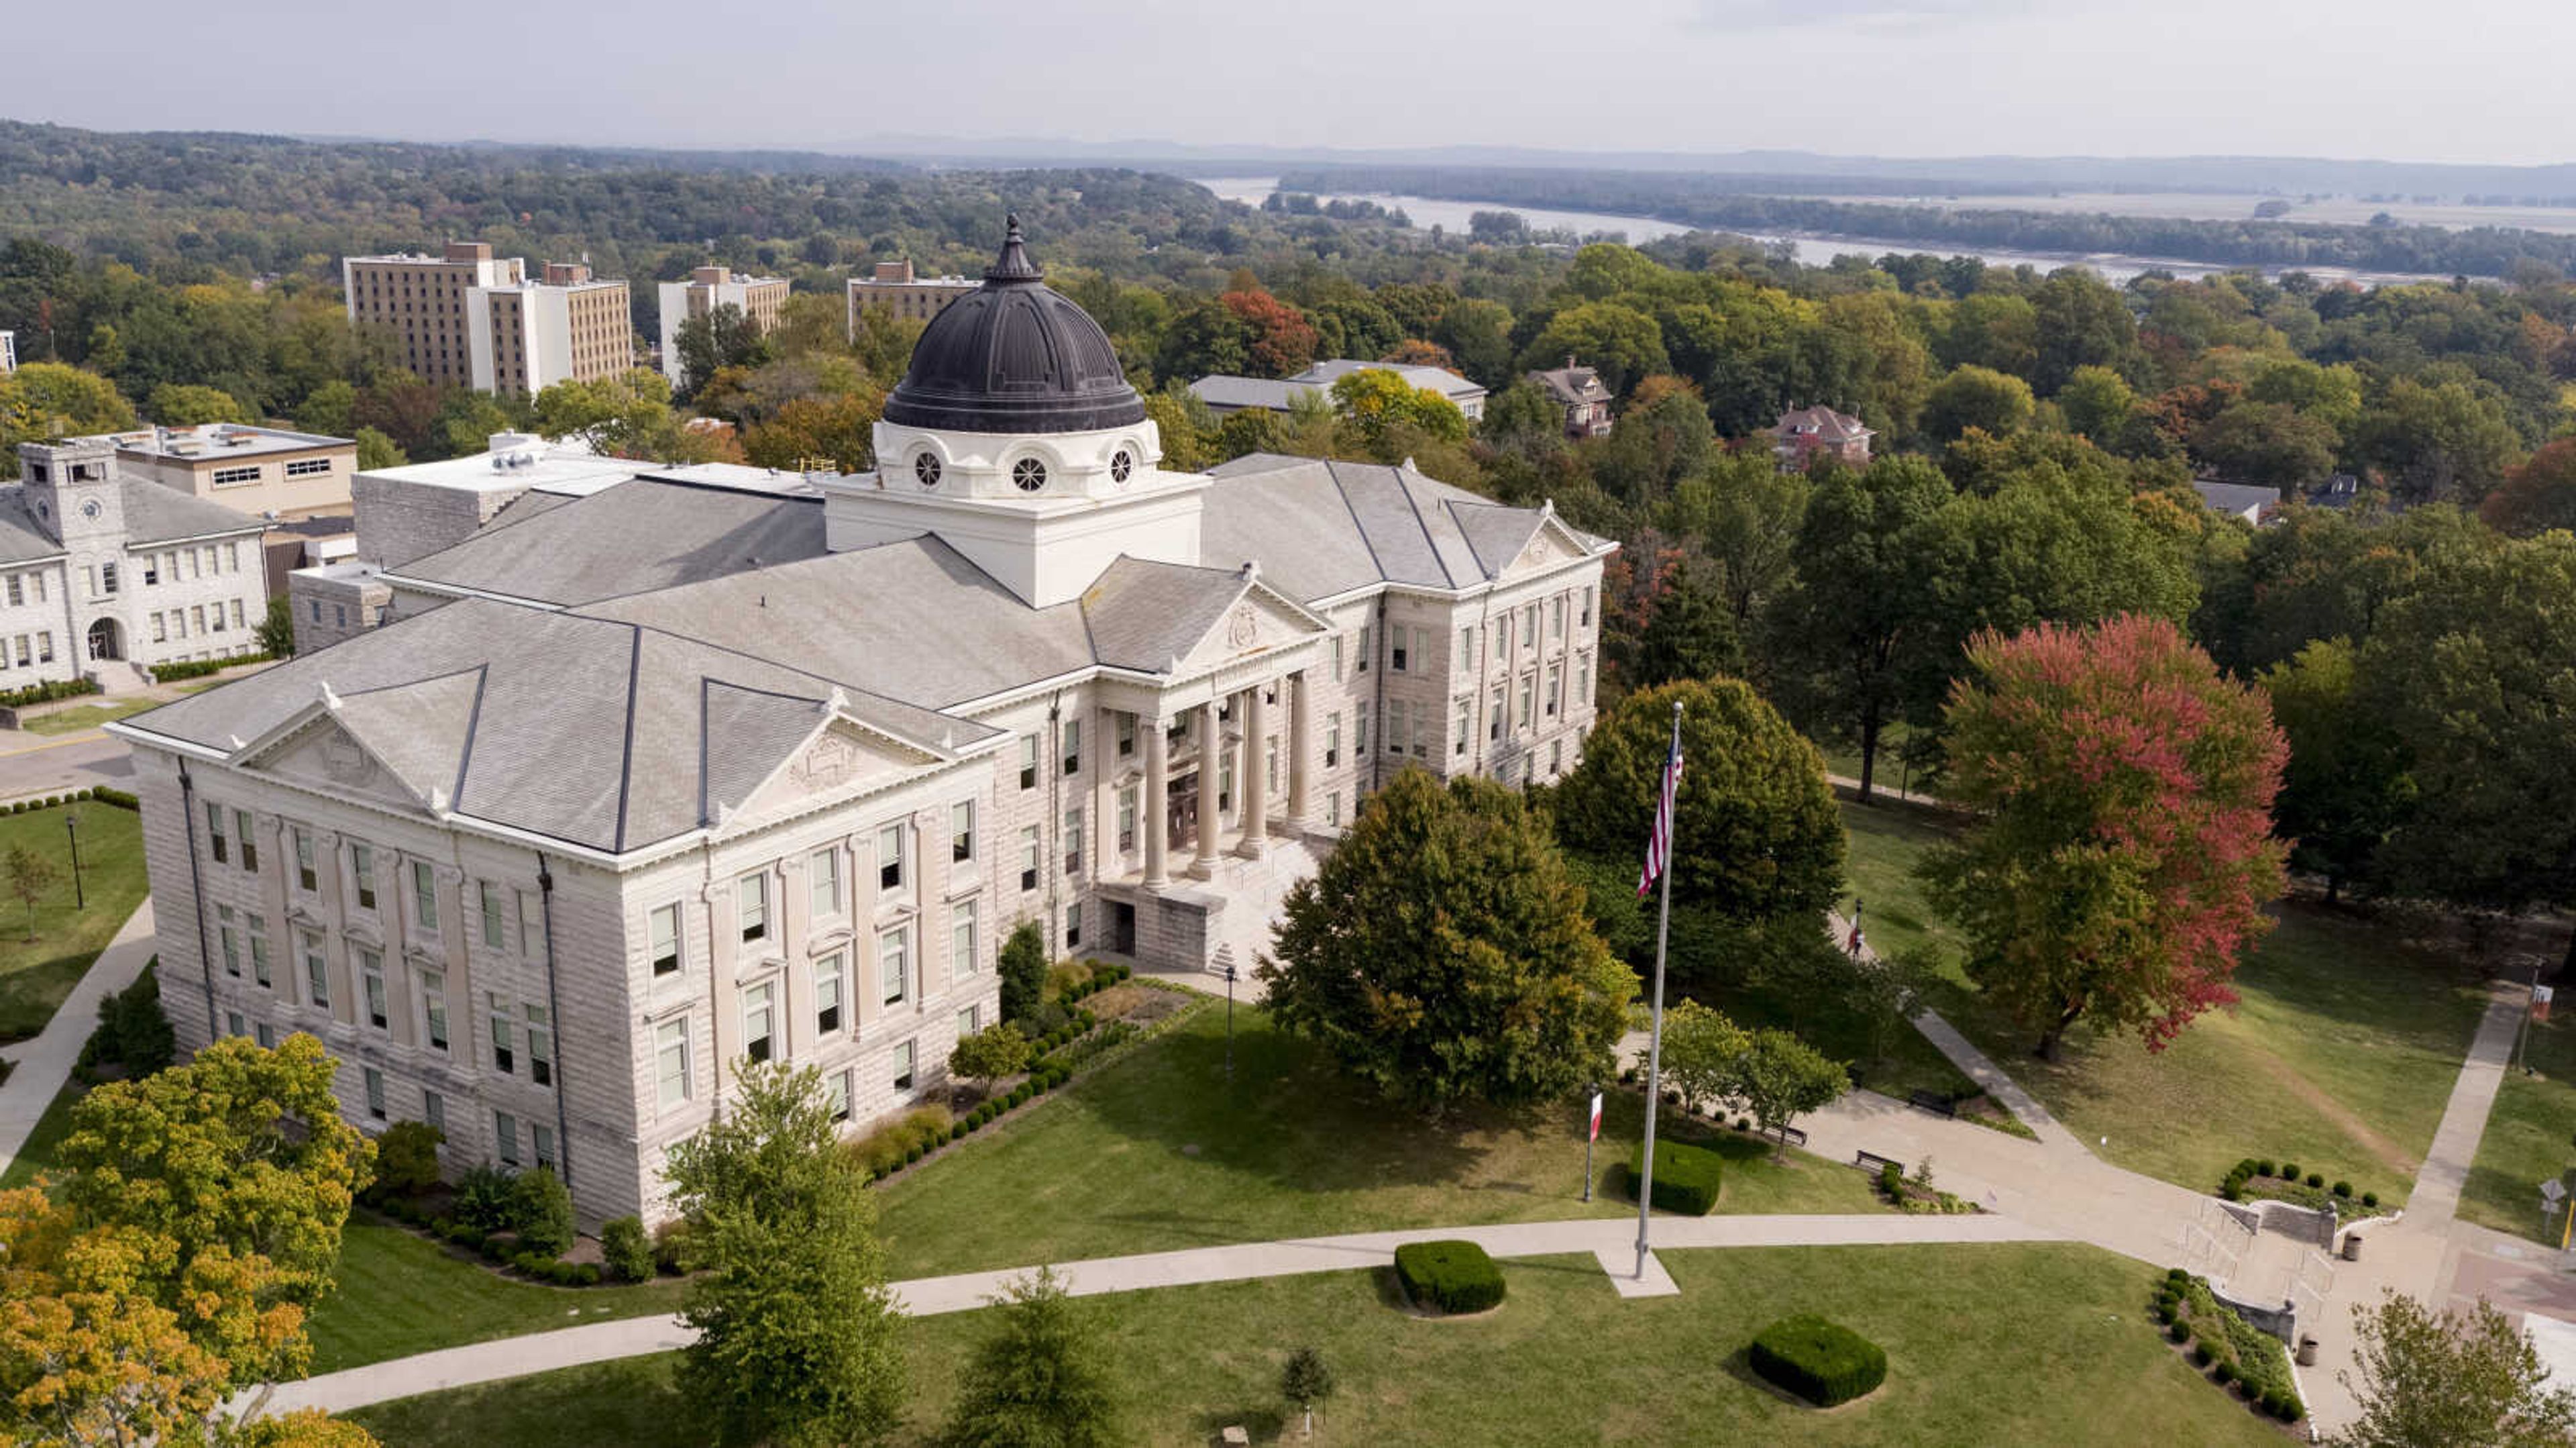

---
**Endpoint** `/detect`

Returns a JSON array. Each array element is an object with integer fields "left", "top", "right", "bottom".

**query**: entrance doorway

[
  {"left": 1169, "top": 772, "right": 1199, "bottom": 852},
  {"left": 1110, "top": 902, "right": 1137, "bottom": 955},
  {"left": 85, "top": 617, "right": 122, "bottom": 663}
]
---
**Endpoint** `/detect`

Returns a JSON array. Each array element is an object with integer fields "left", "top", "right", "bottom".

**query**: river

[{"left": 1198, "top": 177, "right": 2457, "bottom": 288}]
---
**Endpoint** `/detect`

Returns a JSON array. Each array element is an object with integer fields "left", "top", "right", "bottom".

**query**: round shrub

[
  {"left": 1392, "top": 1239, "right": 1505, "bottom": 1315},
  {"left": 2212, "top": 1359, "right": 2236, "bottom": 1385},
  {"left": 2362, "top": 1191, "right": 2380, "bottom": 1209},
  {"left": 1621, "top": 1139, "right": 1724, "bottom": 1216},
  {"left": 2194, "top": 1341, "right": 2214, "bottom": 1367},
  {"left": 576, "top": 1263, "right": 601, "bottom": 1286},
  {"left": 2306, "top": 1172, "right": 2324, "bottom": 1189},
  {"left": 1010, "top": 1084, "right": 1032, "bottom": 1106},
  {"left": 2277, "top": 1396, "right": 2304, "bottom": 1423},
  {"left": 2153, "top": 1303, "right": 2175, "bottom": 1325},
  {"left": 2279, "top": 1161, "right": 2300, "bottom": 1181},
  {"left": 2255, "top": 1158, "right": 2275, "bottom": 1176},
  {"left": 2332, "top": 1180, "right": 2353, "bottom": 1198},
  {"left": 2165, "top": 1266, "right": 2189, "bottom": 1283},
  {"left": 2234, "top": 1158, "right": 2259, "bottom": 1178},
  {"left": 2168, "top": 1320, "right": 2191, "bottom": 1344},
  {"left": 600, "top": 1216, "right": 654, "bottom": 1284},
  {"left": 1748, "top": 1315, "right": 1888, "bottom": 1408},
  {"left": 905, "top": 1144, "right": 923, "bottom": 1165}
]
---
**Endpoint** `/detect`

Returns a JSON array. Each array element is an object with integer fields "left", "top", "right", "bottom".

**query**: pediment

[
  {"left": 727, "top": 714, "right": 948, "bottom": 825},
  {"left": 246, "top": 715, "right": 443, "bottom": 816},
  {"left": 1497, "top": 513, "right": 1597, "bottom": 581},
  {"left": 1175, "top": 582, "right": 1328, "bottom": 674}
]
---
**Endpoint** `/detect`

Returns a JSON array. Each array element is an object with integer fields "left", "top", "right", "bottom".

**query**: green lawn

[
  {"left": 871, "top": 1004, "right": 1885, "bottom": 1278},
  {"left": 0, "top": 803, "right": 151, "bottom": 1043},
  {"left": 345, "top": 1241, "right": 2277, "bottom": 1448},
  {"left": 21, "top": 680, "right": 225, "bottom": 736},
  {"left": 305, "top": 1218, "right": 687, "bottom": 1375},
  {"left": 1841, "top": 799, "right": 2487, "bottom": 1202},
  {"left": 0, "top": 1076, "right": 83, "bottom": 1190},
  {"left": 2461, "top": 1013, "right": 2576, "bottom": 1243}
]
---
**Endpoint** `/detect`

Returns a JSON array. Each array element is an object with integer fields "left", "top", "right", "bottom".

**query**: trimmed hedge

[
  {"left": 1749, "top": 1315, "right": 1888, "bottom": 1407},
  {"left": 1626, "top": 1139, "right": 1723, "bottom": 1216},
  {"left": 148, "top": 652, "right": 270, "bottom": 684},
  {"left": 0, "top": 678, "right": 101, "bottom": 709},
  {"left": 1393, "top": 1239, "right": 1505, "bottom": 1315}
]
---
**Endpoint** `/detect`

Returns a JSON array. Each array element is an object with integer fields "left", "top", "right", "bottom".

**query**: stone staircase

[{"left": 1203, "top": 833, "right": 1322, "bottom": 983}]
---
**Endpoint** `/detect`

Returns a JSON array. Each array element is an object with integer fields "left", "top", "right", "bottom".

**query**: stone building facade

[{"left": 114, "top": 221, "right": 1611, "bottom": 1225}]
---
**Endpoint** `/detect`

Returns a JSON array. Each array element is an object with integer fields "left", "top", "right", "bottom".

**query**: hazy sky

[{"left": 9, "top": 0, "right": 2570, "bottom": 166}]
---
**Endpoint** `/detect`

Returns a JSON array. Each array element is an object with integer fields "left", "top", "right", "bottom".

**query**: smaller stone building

[
  {"left": 1773, "top": 405, "right": 1874, "bottom": 470},
  {"left": 110, "top": 423, "right": 356, "bottom": 523}
]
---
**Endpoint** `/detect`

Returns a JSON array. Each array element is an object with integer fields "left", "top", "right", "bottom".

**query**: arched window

[
  {"left": 913, "top": 452, "right": 943, "bottom": 488},
  {"left": 1109, "top": 450, "right": 1133, "bottom": 484},
  {"left": 1012, "top": 458, "right": 1048, "bottom": 493}
]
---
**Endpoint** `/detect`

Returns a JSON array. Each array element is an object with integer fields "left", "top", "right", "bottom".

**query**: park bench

[
  {"left": 1774, "top": 1124, "right": 1809, "bottom": 1147},
  {"left": 1854, "top": 1149, "right": 1904, "bottom": 1176},
  {"left": 1908, "top": 1089, "right": 1958, "bottom": 1119}
]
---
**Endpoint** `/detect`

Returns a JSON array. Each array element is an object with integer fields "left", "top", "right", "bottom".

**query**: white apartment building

[
  {"left": 114, "top": 221, "right": 1612, "bottom": 1225},
  {"left": 657, "top": 266, "right": 791, "bottom": 384},
  {"left": 1, "top": 330, "right": 16, "bottom": 376},
  {"left": 344, "top": 244, "right": 634, "bottom": 397}
]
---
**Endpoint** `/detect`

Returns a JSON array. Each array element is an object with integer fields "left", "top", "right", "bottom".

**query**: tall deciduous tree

[
  {"left": 1729, "top": 1029, "right": 1849, "bottom": 1160},
  {"left": 2482, "top": 436, "right": 2576, "bottom": 537},
  {"left": 666, "top": 1061, "right": 904, "bottom": 1448},
  {"left": 1553, "top": 679, "right": 1843, "bottom": 924},
  {"left": 1629, "top": 560, "right": 1743, "bottom": 691},
  {"left": 940, "top": 1268, "right": 1120, "bottom": 1448},
  {"left": 1656, "top": 998, "right": 1750, "bottom": 1116},
  {"left": 1924, "top": 615, "right": 2289, "bottom": 1059},
  {"left": 1263, "top": 770, "right": 1635, "bottom": 1115},
  {"left": 2261, "top": 639, "right": 2412, "bottom": 902},
  {"left": 1919, "top": 364, "right": 2035, "bottom": 443},
  {"left": 2332, "top": 1292, "right": 2576, "bottom": 1448}
]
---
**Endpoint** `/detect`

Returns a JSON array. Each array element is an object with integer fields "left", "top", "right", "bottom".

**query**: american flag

[{"left": 1636, "top": 726, "right": 1684, "bottom": 898}]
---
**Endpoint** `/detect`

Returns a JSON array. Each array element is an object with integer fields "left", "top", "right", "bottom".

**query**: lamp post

[
  {"left": 64, "top": 805, "right": 83, "bottom": 911},
  {"left": 1223, "top": 960, "right": 1238, "bottom": 1082},
  {"left": 1582, "top": 1080, "right": 1601, "bottom": 1203}
]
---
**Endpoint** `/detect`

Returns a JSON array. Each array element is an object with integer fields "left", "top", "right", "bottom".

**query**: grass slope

[
  {"left": 1842, "top": 799, "right": 2485, "bottom": 1201},
  {"left": 304, "top": 1219, "right": 687, "bottom": 1376},
  {"left": 0, "top": 803, "right": 150, "bottom": 1043},
  {"left": 345, "top": 1242, "right": 2277, "bottom": 1448},
  {"left": 2462, "top": 1013, "right": 2576, "bottom": 1242}
]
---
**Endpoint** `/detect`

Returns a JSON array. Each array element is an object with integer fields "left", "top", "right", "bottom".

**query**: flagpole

[{"left": 1637, "top": 698, "right": 1681, "bottom": 1280}]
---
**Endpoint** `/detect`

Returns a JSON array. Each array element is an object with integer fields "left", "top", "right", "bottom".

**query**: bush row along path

[{"left": 0, "top": 898, "right": 156, "bottom": 1170}]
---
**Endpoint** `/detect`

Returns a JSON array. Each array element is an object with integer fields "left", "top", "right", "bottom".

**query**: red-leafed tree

[
  {"left": 1220, "top": 288, "right": 1320, "bottom": 378},
  {"left": 1923, "top": 615, "right": 2288, "bottom": 1060}
]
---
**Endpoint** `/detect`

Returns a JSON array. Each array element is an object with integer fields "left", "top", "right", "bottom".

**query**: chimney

[
  {"left": 693, "top": 264, "right": 727, "bottom": 287},
  {"left": 444, "top": 240, "right": 493, "bottom": 263},
  {"left": 875, "top": 260, "right": 914, "bottom": 284},
  {"left": 1564, "top": 354, "right": 1576, "bottom": 370},
  {"left": 543, "top": 261, "right": 591, "bottom": 286}
]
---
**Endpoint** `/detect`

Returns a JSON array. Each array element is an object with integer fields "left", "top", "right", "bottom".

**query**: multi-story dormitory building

[{"left": 108, "top": 219, "right": 1615, "bottom": 1226}]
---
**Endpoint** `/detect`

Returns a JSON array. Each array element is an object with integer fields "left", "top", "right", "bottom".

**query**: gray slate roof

[
  {"left": 1203, "top": 454, "right": 1589, "bottom": 598},
  {"left": 0, "top": 494, "right": 64, "bottom": 564},
  {"left": 1081, "top": 557, "right": 1259, "bottom": 673},
  {"left": 392, "top": 478, "right": 826, "bottom": 606},
  {"left": 2192, "top": 479, "right": 2282, "bottom": 518},
  {"left": 1186, "top": 376, "right": 1322, "bottom": 413},
  {"left": 121, "top": 478, "right": 270, "bottom": 544}
]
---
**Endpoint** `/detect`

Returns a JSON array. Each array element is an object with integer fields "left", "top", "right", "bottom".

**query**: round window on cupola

[
  {"left": 1012, "top": 457, "right": 1049, "bottom": 492},
  {"left": 1109, "top": 449, "right": 1134, "bottom": 484},
  {"left": 913, "top": 452, "right": 943, "bottom": 488}
]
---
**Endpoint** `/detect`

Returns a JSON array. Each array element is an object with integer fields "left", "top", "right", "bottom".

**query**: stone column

[
  {"left": 1142, "top": 714, "right": 1169, "bottom": 888},
  {"left": 1284, "top": 671, "right": 1312, "bottom": 830},
  {"left": 1238, "top": 682, "right": 1270, "bottom": 858},
  {"left": 1192, "top": 700, "right": 1224, "bottom": 879}
]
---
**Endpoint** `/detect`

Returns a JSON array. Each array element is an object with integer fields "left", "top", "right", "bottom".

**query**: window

[
  {"left": 816, "top": 951, "right": 845, "bottom": 1034},
  {"left": 521, "top": 889, "right": 545, "bottom": 963},
  {"left": 809, "top": 848, "right": 841, "bottom": 919},
  {"left": 527, "top": 1004, "right": 553, "bottom": 1086},
  {"left": 423, "top": 969, "right": 449, "bottom": 1051},
  {"left": 494, "top": 1111, "right": 521, "bottom": 1167},
  {"left": 741, "top": 983, "right": 775, "bottom": 1064},
  {"left": 1455, "top": 699, "right": 1471, "bottom": 757},
  {"left": 828, "top": 1070, "right": 852, "bottom": 1122},
  {"left": 649, "top": 903, "right": 682, "bottom": 976},
  {"left": 1578, "top": 654, "right": 1593, "bottom": 705},
  {"left": 1459, "top": 625, "right": 1477, "bottom": 672},
  {"left": 1117, "top": 786, "right": 1138, "bottom": 853},
  {"left": 1581, "top": 586, "right": 1595, "bottom": 628},
  {"left": 352, "top": 845, "right": 376, "bottom": 911},
  {"left": 1355, "top": 703, "right": 1371, "bottom": 757},
  {"left": 1490, "top": 685, "right": 1507, "bottom": 741},
  {"left": 1546, "top": 663, "right": 1563, "bottom": 719},
  {"left": 959, "top": 1004, "right": 981, "bottom": 1037},
  {"left": 1325, "top": 713, "right": 1341, "bottom": 768},
  {"left": 364, "top": 1068, "right": 386, "bottom": 1121},
  {"left": 533, "top": 1124, "right": 555, "bottom": 1171},
  {"left": 411, "top": 860, "right": 437, "bottom": 931},
  {"left": 951, "top": 900, "right": 978, "bottom": 975},
  {"left": 361, "top": 949, "right": 386, "bottom": 1029},
  {"left": 1356, "top": 626, "right": 1370, "bottom": 674},
  {"left": 878, "top": 823, "right": 906, "bottom": 892},
  {"left": 1554, "top": 595, "right": 1566, "bottom": 639},
  {"left": 1065, "top": 902, "right": 1083, "bottom": 950},
  {"left": 217, "top": 905, "right": 241, "bottom": 977},
  {"left": 892, "top": 1038, "right": 916, "bottom": 1092},
  {"left": 1517, "top": 674, "right": 1536, "bottom": 731},
  {"left": 737, "top": 872, "right": 768, "bottom": 944},
  {"left": 950, "top": 801, "right": 974, "bottom": 864},
  {"left": 423, "top": 1090, "right": 445, "bottom": 1133},
  {"left": 234, "top": 809, "right": 256, "bottom": 870},
  {"left": 1523, "top": 603, "right": 1540, "bottom": 643},
  {"left": 1390, "top": 629, "right": 1409, "bottom": 672},
  {"left": 656, "top": 1019, "right": 691, "bottom": 1107},
  {"left": 879, "top": 927, "right": 909, "bottom": 1006},
  {"left": 1063, "top": 805, "right": 1083, "bottom": 876},
  {"left": 301, "top": 932, "right": 328, "bottom": 1007},
  {"left": 211, "top": 464, "right": 262, "bottom": 486},
  {"left": 248, "top": 917, "right": 270, "bottom": 986},
  {"left": 1062, "top": 719, "right": 1081, "bottom": 776},
  {"left": 1018, "top": 826, "right": 1040, "bottom": 892},
  {"left": 1018, "top": 734, "right": 1039, "bottom": 790},
  {"left": 100, "top": 563, "right": 118, "bottom": 595},
  {"left": 294, "top": 830, "right": 316, "bottom": 892},
  {"left": 1116, "top": 713, "right": 1135, "bottom": 758},
  {"left": 152, "top": 614, "right": 166, "bottom": 643},
  {"left": 207, "top": 804, "right": 229, "bottom": 864},
  {"left": 231, "top": 599, "right": 244, "bottom": 629},
  {"left": 4, "top": 575, "right": 17, "bottom": 607},
  {"left": 1010, "top": 457, "right": 1047, "bottom": 491},
  {"left": 1332, "top": 635, "right": 1345, "bottom": 681},
  {"left": 226, "top": 1010, "right": 246, "bottom": 1038},
  {"left": 490, "top": 993, "right": 515, "bottom": 1074},
  {"left": 1551, "top": 738, "right": 1564, "bottom": 776},
  {"left": 472, "top": 881, "right": 501, "bottom": 949},
  {"left": 286, "top": 457, "right": 333, "bottom": 478},
  {"left": 1328, "top": 792, "right": 1342, "bottom": 828}
]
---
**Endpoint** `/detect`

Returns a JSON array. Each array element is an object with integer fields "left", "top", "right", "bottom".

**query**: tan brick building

[
  {"left": 111, "top": 424, "right": 356, "bottom": 523},
  {"left": 343, "top": 243, "right": 526, "bottom": 390},
  {"left": 846, "top": 258, "right": 977, "bottom": 332},
  {"left": 342, "top": 244, "right": 634, "bottom": 397}
]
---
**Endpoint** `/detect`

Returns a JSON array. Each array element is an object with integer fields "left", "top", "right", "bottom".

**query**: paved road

[{"left": 0, "top": 729, "right": 134, "bottom": 804}]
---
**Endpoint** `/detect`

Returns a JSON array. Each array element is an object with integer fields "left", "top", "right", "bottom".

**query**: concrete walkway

[
  {"left": 2404, "top": 990, "right": 2522, "bottom": 1229},
  {"left": 0, "top": 900, "right": 156, "bottom": 1175},
  {"left": 250, "top": 1211, "right": 2055, "bottom": 1416},
  {"left": 1907, "top": 1008, "right": 2082, "bottom": 1152}
]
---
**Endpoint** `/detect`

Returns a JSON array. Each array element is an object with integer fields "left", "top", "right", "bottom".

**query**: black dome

[{"left": 881, "top": 216, "right": 1146, "bottom": 434}]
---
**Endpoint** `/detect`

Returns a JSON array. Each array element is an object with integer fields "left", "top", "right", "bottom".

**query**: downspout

[
  {"left": 702, "top": 836, "right": 722, "bottom": 1115},
  {"left": 1045, "top": 690, "right": 1063, "bottom": 953},
  {"left": 536, "top": 851, "right": 572, "bottom": 1190},
  {"left": 174, "top": 758, "right": 219, "bottom": 1043},
  {"left": 1369, "top": 597, "right": 1389, "bottom": 796}
]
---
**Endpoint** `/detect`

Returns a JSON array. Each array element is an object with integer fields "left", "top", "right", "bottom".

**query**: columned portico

[
  {"left": 1237, "top": 681, "right": 1269, "bottom": 858},
  {"left": 1142, "top": 715, "right": 1170, "bottom": 888},
  {"left": 1285, "top": 670, "right": 1311, "bottom": 830},
  {"left": 1191, "top": 699, "right": 1222, "bottom": 879}
]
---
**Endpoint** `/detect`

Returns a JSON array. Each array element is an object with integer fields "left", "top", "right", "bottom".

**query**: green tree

[
  {"left": 0, "top": 362, "right": 137, "bottom": 478},
  {"left": 1920, "top": 364, "right": 2036, "bottom": 443},
  {"left": 294, "top": 379, "right": 358, "bottom": 437},
  {"left": 1552, "top": 679, "right": 1843, "bottom": 923},
  {"left": 1280, "top": 1346, "right": 1336, "bottom": 1440},
  {"left": 256, "top": 596, "right": 297, "bottom": 658},
  {"left": 1432, "top": 298, "right": 1516, "bottom": 388},
  {"left": 2192, "top": 400, "right": 2340, "bottom": 492},
  {"left": 1924, "top": 616, "right": 2289, "bottom": 1060},
  {"left": 2261, "top": 640, "right": 2412, "bottom": 902},
  {"left": 146, "top": 382, "right": 254, "bottom": 426},
  {"left": 2482, "top": 436, "right": 2576, "bottom": 537},
  {"left": 2332, "top": 1292, "right": 2576, "bottom": 1448},
  {"left": 351, "top": 426, "right": 407, "bottom": 471},
  {"left": 366, "top": 1120, "right": 444, "bottom": 1202},
  {"left": 998, "top": 920, "right": 1048, "bottom": 1025},
  {"left": 1728, "top": 1028, "right": 1849, "bottom": 1160},
  {"left": 948, "top": 1022, "right": 1033, "bottom": 1094},
  {"left": 1668, "top": 451, "right": 1808, "bottom": 630},
  {"left": 941, "top": 1267, "right": 1120, "bottom": 1448},
  {"left": 1937, "top": 292, "right": 2041, "bottom": 378},
  {"left": 1, "top": 844, "right": 58, "bottom": 941},
  {"left": 2029, "top": 269, "right": 2142, "bottom": 394},
  {"left": 1594, "top": 384, "right": 1713, "bottom": 505},
  {"left": 1516, "top": 302, "right": 1670, "bottom": 399},
  {"left": 1656, "top": 998, "right": 1750, "bottom": 1116},
  {"left": 1327, "top": 368, "right": 1467, "bottom": 458},
  {"left": 2056, "top": 364, "right": 2140, "bottom": 446},
  {"left": 665, "top": 1060, "right": 904, "bottom": 1448},
  {"left": 1263, "top": 770, "right": 1635, "bottom": 1115},
  {"left": 674, "top": 302, "right": 771, "bottom": 401},
  {"left": 2351, "top": 377, "right": 2523, "bottom": 505},
  {"left": 1629, "top": 560, "right": 1743, "bottom": 689}
]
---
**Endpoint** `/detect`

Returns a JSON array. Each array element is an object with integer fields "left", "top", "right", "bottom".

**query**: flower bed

[
  {"left": 2220, "top": 1157, "right": 2386, "bottom": 1212},
  {"left": 2151, "top": 1268, "right": 2304, "bottom": 1425},
  {"left": 1872, "top": 1158, "right": 1978, "bottom": 1214}
]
